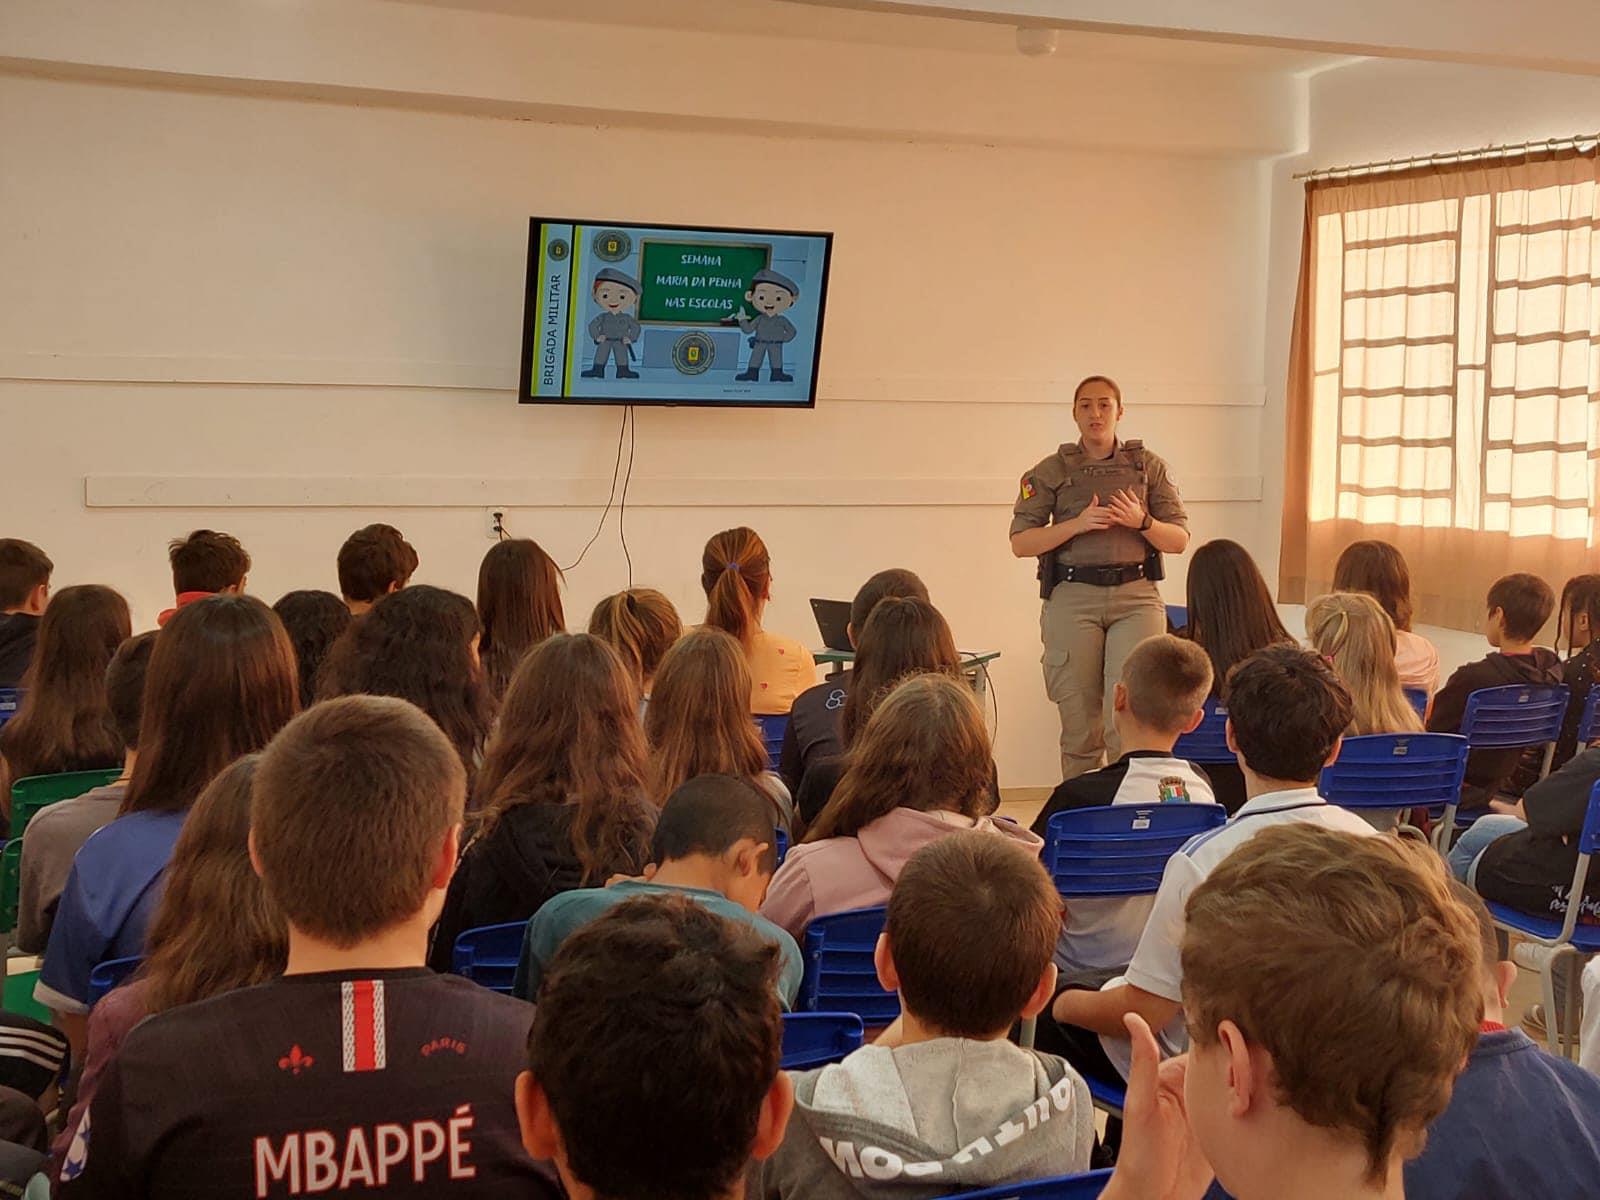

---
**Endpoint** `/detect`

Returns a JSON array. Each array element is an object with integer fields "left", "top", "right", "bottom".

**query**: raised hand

[
  {"left": 1106, "top": 488, "right": 1149, "bottom": 530},
  {"left": 1101, "top": 1014, "right": 1213, "bottom": 1200}
]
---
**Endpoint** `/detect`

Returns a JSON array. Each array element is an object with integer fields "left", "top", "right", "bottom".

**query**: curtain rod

[{"left": 1294, "top": 132, "right": 1600, "bottom": 182}]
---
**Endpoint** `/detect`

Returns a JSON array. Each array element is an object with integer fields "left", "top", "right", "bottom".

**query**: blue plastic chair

[
  {"left": 932, "top": 1168, "right": 1113, "bottom": 1200},
  {"left": 1450, "top": 684, "right": 1571, "bottom": 836},
  {"left": 1164, "top": 604, "right": 1188, "bottom": 631},
  {"left": 796, "top": 906, "right": 899, "bottom": 1026},
  {"left": 774, "top": 827, "right": 789, "bottom": 866},
  {"left": 780, "top": 1011, "right": 864, "bottom": 1070},
  {"left": 0, "top": 690, "right": 19, "bottom": 730},
  {"left": 451, "top": 921, "right": 526, "bottom": 993},
  {"left": 1317, "top": 733, "right": 1469, "bottom": 826},
  {"left": 1485, "top": 779, "right": 1600, "bottom": 1060},
  {"left": 1580, "top": 687, "right": 1600, "bottom": 748},
  {"left": 755, "top": 715, "right": 788, "bottom": 773},
  {"left": 87, "top": 956, "right": 143, "bottom": 1007},
  {"left": 1171, "top": 697, "right": 1233, "bottom": 764},
  {"left": 1403, "top": 687, "right": 1429, "bottom": 720}
]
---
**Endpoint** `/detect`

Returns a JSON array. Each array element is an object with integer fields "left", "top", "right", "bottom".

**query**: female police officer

[{"left": 1009, "top": 375, "right": 1190, "bottom": 780}]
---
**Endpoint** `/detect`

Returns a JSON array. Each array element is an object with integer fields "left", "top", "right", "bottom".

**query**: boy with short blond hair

[
  {"left": 760, "top": 832, "right": 1093, "bottom": 1198},
  {"left": 60, "top": 695, "right": 556, "bottom": 1197}
]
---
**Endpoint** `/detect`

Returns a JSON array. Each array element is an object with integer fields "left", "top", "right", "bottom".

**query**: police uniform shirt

[
  {"left": 588, "top": 311, "right": 641, "bottom": 343},
  {"left": 59, "top": 968, "right": 558, "bottom": 1198},
  {"left": 1010, "top": 441, "right": 1188, "bottom": 567},
  {"left": 740, "top": 314, "right": 797, "bottom": 344}
]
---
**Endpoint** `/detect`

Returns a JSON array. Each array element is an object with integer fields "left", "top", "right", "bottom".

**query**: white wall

[{"left": 0, "top": 2, "right": 1302, "bottom": 788}]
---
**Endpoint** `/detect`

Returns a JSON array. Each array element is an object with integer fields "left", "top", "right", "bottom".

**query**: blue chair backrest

[
  {"left": 451, "top": 921, "right": 526, "bottom": 993},
  {"left": 1164, "top": 604, "right": 1188, "bottom": 631},
  {"left": 1581, "top": 688, "right": 1600, "bottom": 748},
  {"left": 1460, "top": 684, "right": 1569, "bottom": 749},
  {"left": 1318, "top": 733, "right": 1469, "bottom": 812},
  {"left": 1403, "top": 687, "right": 1429, "bottom": 719},
  {"left": 780, "top": 1011, "right": 865, "bottom": 1070},
  {"left": 1043, "top": 804, "right": 1227, "bottom": 899},
  {"left": 0, "top": 689, "right": 20, "bottom": 729},
  {"left": 1580, "top": 781, "right": 1600, "bottom": 857},
  {"left": 1171, "top": 697, "right": 1233, "bottom": 764},
  {"left": 87, "top": 955, "right": 143, "bottom": 1007},
  {"left": 931, "top": 1168, "right": 1113, "bottom": 1200},
  {"left": 755, "top": 714, "right": 788, "bottom": 773},
  {"left": 797, "top": 906, "right": 898, "bottom": 1025},
  {"left": 774, "top": 827, "right": 789, "bottom": 866}
]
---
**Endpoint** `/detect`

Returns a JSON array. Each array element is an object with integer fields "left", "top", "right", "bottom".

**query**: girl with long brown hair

[
  {"left": 1307, "top": 592, "right": 1425, "bottom": 737},
  {"left": 761, "top": 673, "right": 1037, "bottom": 939},
  {"left": 427, "top": 633, "right": 656, "bottom": 971},
  {"left": 318, "top": 585, "right": 494, "bottom": 782},
  {"left": 477, "top": 538, "right": 566, "bottom": 700},
  {"left": 52, "top": 754, "right": 288, "bottom": 1171},
  {"left": 588, "top": 588, "right": 682, "bottom": 700},
  {"left": 0, "top": 585, "right": 131, "bottom": 825},
  {"left": 38, "top": 594, "right": 298, "bottom": 1033},
  {"left": 646, "top": 627, "right": 794, "bottom": 831},
  {"left": 700, "top": 526, "right": 816, "bottom": 714},
  {"left": 795, "top": 595, "right": 964, "bottom": 826},
  {"left": 1333, "top": 539, "right": 1440, "bottom": 695}
]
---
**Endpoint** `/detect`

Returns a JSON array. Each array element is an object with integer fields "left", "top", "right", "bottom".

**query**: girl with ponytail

[
  {"left": 588, "top": 588, "right": 682, "bottom": 701},
  {"left": 700, "top": 527, "right": 816, "bottom": 715}
]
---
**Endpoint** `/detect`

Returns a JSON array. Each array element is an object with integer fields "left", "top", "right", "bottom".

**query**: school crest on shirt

[{"left": 1158, "top": 776, "right": 1190, "bottom": 804}]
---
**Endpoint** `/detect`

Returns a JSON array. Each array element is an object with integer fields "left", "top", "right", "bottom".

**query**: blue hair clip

[{"left": 726, "top": 561, "right": 741, "bottom": 571}]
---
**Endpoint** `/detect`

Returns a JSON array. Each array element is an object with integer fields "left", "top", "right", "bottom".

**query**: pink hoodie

[{"left": 760, "top": 807, "right": 1045, "bottom": 939}]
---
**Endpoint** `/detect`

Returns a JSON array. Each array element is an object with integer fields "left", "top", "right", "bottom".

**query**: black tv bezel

[{"left": 517, "top": 216, "right": 833, "bottom": 410}]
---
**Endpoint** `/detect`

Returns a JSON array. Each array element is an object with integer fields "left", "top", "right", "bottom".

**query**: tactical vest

[{"left": 1052, "top": 439, "right": 1149, "bottom": 522}]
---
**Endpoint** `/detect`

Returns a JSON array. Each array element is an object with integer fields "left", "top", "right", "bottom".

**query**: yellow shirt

[{"left": 748, "top": 628, "right": 818, "bottom": 715}]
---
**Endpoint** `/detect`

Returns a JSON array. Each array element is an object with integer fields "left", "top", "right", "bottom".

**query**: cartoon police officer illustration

[
  {"left": 581, "top": 268, "right": 642, "bottom": 380},
  {"left": 1009, "top": 375, "right": 1190, "bottom": 780},
  {"left": 730, "top": 268, "right": 800, "bottom": 382}
]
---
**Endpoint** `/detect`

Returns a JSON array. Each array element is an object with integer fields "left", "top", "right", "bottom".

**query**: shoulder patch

[{"left": 1019, "top": 475, "right": 1037, "bottom": 501}]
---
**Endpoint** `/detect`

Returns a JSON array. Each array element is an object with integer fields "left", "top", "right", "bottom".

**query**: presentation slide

[{"left": 519, "top": 218, "right": 833, "bottom": 409}]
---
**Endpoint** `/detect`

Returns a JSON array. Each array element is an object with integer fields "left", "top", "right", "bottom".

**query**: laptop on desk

[{"left": 810, "top": 598, "right": 853, "bottom": 652}]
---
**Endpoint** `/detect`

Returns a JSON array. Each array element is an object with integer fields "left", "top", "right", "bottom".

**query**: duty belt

[{"left": 1057, "top": 562, "right": 1150, "bottom": 587}]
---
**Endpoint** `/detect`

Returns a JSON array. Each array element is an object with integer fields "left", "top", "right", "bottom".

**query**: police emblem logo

[
  {"left": 593, "top": 229, "right": 633, "bottom": 262},
  {"left": 671, "top": 331, "right": 716, "bottom": 376},
  {"left": 548, "top": 238, "right": 570, "bottom": 261},
  {"left": 1019, "top": 476, "right": 1036, "bottom": 501},
  {"left": 1158, "top": 776, "right": 1190, "bottom": 804}
]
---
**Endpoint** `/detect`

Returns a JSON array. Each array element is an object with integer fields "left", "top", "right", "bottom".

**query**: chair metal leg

[
  {"left": 1540, "top": 949, "right": 1563, "bottom": 1057},
  {"left": 1018, "top": 1015, "right": 1037, "bottom": 1049},
  {"left": 1433, "top": 803, "right": 1458, "bottom": 857}
]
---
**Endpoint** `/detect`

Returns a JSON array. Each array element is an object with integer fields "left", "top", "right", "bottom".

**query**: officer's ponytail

[{"left": 700, "top": 527, "right": 772, "bottom": 648}]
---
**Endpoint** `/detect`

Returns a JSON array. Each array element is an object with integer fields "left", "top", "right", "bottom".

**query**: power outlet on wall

[{"left": 484, "top": 508, "right": 509, "bottom": 540}]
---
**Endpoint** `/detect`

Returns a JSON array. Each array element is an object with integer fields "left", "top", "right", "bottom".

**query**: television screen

[{"left": 519, "top": 218, "right": 833, "bottom": 409}]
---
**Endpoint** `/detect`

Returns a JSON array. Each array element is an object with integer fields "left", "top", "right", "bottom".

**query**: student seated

[
  {"left": 1427, "top": 572, "right": 1562, "bottom": 810},
  {"left": 1039, "top": 644, "right": 1376, "bottom": 1084},
  {"left": 760, "top": 832, "right": 1092, "bottom": 1199},
  {"left": 159, "top": 529, "right": 249, "bottom": 626},
  {"left": 428, "top": 634, "right": 655, "bottom": 972},
  {"left": 1101, "top": 823, "right": 1482, "bottom": 1200},
  {"left": 336, "top": 522, "right": 417, "bottom": 616},
  {"left": 0, "top": 538, "right": 51, "bottom": 689},
  {"left": 1029, "top": 634, "right": 1215, "bottom": 974},
  {"left": 761, "top": 673, "right": 1038, "bottom": 940},
  {"left": 588, "top": 587, "right": 682, "bottom": 702},
  {"left": 514, "top": 773, "right": 801, "bottom": 1007},
  {"left": 515, "top": 893, "right": 793, "bottom": 1200},
  {"left": 271, "top": 589, "right": 351, "bottom": 708},
  {"left": 477, "top": 537, "right": 566, "bottom": 701},
  {"left": 37, "top": 595, "right": 298, "bottom": 1050},
  {"left": 794, "top": 595, "right": 963, "bottom": 827},
  {"left": 1553, "top": 573, "right": 1600, "bottom": 768},
  {"left": 51, "top": 753, "right": 287, "bottom": 1177},
  {"left": 1179, "top": 540, "right": 1295, "bottom": 814},
  {"left": 59, "top": 696, "right": 556, "bottom": 1196},
  {"left": 1401, "top": 882, "right": 1600, "bottom": 1195},
  {"left": 648, "top": 628, "right": 795, "bottom": 832},
  {"left": 319, "top": 585, "right": 494, "bottom": 783},
  {"left": 0, "top": 585, "right": 131, "bottom": 827},
  {"left": 779, "top": 568, "right": 928, "bottom": 795},
  {"left": 1333, "top": 538, "right": 1440, "bottom": 695},
  {"left": 17, "top": 630, "right": 154, "bottom": 955},
  {"left": 701, "top": 526, "right": 817, "bottom": 715}
]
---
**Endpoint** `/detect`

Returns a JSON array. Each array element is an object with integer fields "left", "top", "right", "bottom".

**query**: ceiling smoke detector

[{"left": 1015, "top": 26, "right": 1059, "bottom": 57}]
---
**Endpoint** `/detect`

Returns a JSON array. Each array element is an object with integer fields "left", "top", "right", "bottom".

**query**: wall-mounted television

[{"left": 518, "top": 218, "right": 832, "bottom": 409}]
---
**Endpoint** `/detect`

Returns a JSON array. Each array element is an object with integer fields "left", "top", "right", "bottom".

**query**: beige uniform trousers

[{"left": 1040, "top": 578, "right": 1166, "bottom": 780}]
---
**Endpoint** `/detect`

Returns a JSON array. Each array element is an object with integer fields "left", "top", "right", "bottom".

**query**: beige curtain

[{"left": 1281, "top": 149, "right": 1600, "bottom": 631}]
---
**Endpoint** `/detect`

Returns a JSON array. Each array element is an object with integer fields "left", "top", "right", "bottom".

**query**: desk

[{"left": 813, "top": 649, "right": 1001, "bottom": 698}]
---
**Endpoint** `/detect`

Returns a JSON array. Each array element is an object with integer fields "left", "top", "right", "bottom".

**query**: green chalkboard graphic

[{"left": 637, "top": 239, "right": 771, "bottom": 325}]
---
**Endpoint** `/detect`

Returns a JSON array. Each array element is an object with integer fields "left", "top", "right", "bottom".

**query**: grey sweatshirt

[{"left": 758, "top": 1039, "right": 1094, "bottom": 1199}]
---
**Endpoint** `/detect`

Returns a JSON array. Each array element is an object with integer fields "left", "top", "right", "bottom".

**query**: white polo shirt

[{"left": 1100, "top": 787, "right": 1378, "bottom": 1079}]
